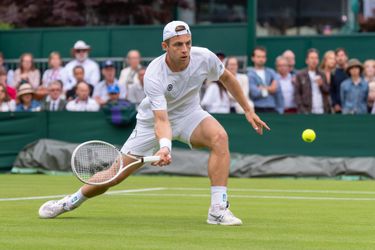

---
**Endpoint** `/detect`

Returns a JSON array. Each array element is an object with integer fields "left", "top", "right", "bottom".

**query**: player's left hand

[
  {"left": 245, "top": 111, "right": 270, "bottom": 135},
  {"left": 152, "top": 147, "right": 172, "bottom": 167}
]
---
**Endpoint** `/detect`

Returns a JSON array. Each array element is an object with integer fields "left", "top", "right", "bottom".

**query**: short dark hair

[
  {"left": 306, "top": 48, "right": 319, "bottom": 58},
  {"left": 73, "top": 65, "right": 84, "bottom": 73},
  {"left": 252, "top": 46, "right": 267, "bottom": 57},
  {"left": 335, "top": 47, "right": 347, "bottom": 56}
]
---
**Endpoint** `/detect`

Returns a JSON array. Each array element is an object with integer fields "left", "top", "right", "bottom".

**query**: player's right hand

[{"left": 152, "top": 147, "right": 172, "bottom": 167}]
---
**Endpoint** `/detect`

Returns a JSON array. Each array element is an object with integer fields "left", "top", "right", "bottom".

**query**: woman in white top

[
  {"left": 42, "top": 52, "right": 68, "bottom": 90},
  {"left": 225, "top": 57, "right": 254, "bottom": 113},
  {"left": 0, "top": 84, "right": 16, "bottom": 112},
  {"left": 201, "top": 81, "right": 231, "bottom": 113}
]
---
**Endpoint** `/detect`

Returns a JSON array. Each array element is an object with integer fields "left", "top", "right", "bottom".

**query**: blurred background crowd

[{"left": 0, "top": 40, "right": 374, "bottom": 115}]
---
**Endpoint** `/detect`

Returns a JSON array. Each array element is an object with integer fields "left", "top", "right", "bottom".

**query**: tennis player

[{"left": 39, "top": 21, "right": 270, "bottom": 225}]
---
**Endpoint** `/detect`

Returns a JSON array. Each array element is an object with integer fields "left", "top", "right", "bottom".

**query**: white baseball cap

[
  {"left": 73, "top": 40, "right": 90, "bottom": 50},
  {"left": 162, "top": 21, "right": 191, "bottom": 41}
]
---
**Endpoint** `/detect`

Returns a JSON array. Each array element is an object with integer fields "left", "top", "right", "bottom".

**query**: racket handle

[{"left": 143, "top": 156, "right": 161, "bottom": 163}]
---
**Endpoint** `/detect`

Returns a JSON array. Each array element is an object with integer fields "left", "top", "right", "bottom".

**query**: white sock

[
  {"left": 211, "top": 186, "right": 227, "bottom": 210},
  {"left": 67, "top": 188, "right": 87, "bottom": 209}
]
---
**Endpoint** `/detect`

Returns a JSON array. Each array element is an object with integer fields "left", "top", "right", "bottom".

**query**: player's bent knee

[{"left": 211, "top": 130, "right": 229, "bottom": 150}]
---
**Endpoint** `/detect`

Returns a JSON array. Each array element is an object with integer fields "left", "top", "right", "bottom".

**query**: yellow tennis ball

[{"left": 302, "top": 129, "right": 316, "bottom": 143}]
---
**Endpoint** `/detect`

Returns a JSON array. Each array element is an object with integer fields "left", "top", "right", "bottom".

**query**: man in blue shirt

[
  {"left": 340, "top": 59, "right": 369, "bottom": 114},
  {"left": 248, "top": 46, "right": 284, "bottom": 113}
]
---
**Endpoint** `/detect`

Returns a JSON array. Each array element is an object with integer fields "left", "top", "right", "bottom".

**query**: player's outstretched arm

[
  {"left": 219, "top": 69, "right": 270, "bottom": 135},
  {"left": 152, "top": 110, "right": 172, "bottom": 166}
]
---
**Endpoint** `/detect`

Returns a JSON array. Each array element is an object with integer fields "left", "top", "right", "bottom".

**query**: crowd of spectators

[{"left": 1, "top": 40, "right": 375, "bottom": 115}]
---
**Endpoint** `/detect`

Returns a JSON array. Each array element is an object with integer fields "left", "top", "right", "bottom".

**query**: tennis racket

[{"left": 71, "top": 140, "right": 160, "bottom": 186}]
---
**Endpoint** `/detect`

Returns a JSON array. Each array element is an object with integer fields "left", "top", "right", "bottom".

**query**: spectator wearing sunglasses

[
  {"left": 64, "top": 40, "right": 100, "bottom": 90},
  {"left": 41, "top": 80, "right": 67, "bottom": 111}
]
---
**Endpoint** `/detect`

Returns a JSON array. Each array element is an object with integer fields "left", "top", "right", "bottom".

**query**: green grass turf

[{"left": 1, "top": 175, "right": 375, "bottom": 250}]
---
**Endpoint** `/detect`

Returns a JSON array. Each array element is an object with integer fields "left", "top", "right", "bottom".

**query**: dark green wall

[
  {"left": 0, "top": 24, "right": 247, "bottom": 59},
  {"left": 1, "top": 112, "right": 374, "bottom": 170}
]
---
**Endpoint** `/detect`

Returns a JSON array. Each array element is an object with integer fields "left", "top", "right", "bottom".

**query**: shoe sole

[{"left": 206, "top": 219, "right": 243, "bottom": 226}]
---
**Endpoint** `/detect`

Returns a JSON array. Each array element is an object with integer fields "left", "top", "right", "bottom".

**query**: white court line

[
  {"left": 0, "top": 188, "right": 165, "bottom": 202},
  {"left": 168, "top": 187, "right": 375, "bottom": 195},
  {"left": 116, "top": 193, "right": 375, "bottom": 201}
]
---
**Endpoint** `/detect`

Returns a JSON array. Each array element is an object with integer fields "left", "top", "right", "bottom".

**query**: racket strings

[{"left": 73, "top": 142, "right": 122, "bottom": 184}]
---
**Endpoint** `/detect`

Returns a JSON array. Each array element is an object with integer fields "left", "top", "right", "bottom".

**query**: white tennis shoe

[
  {"left": 38, "top": 195, "right": 75, "bottom": 219},
  {"left": 207, "top": 202, "right": 243, "bottom": 226}
]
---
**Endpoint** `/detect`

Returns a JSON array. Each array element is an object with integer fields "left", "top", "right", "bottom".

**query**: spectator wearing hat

[
  {"left": 118, "top": 50, "right": 142, "bottom": 99},
  {"left": 13, "top": 53, "right": 41, "bottom": 90},
  {"left": 93, "top": 60, "right": 123, "bottom": 106},
  {"left": 294, "top": 49, "right": 331, "bottom": 114},
  {"left": 127, "top": 67, "right": 146, "bottom": 106},
  {"left": 103, "top": 85, "right": 135, "bottom": 125},
  {"left": 340, "top": 59, "right": 369, "bottom": 114},
  {"left": 15, "top": 83, "right": 41, "bottom": 112},
  {"left": 41, "top": 80, "right": 67, "bottom": 111},
  {"left": 0, "top": 84, "right": 16, "bottom": 112},
  {"left": 64, "top": 40, "right": 100, "bottom": 90},
  {"left": 66, "top": 81, "right": 99, "bottom": 112},
  {"left": 0, "top": 68, "right": 16, "bottom": 100}
]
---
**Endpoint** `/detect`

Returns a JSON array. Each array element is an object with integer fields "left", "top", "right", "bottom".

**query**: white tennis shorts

[{"left": 121, "top": 109, "right": 211, "bottom": 156}]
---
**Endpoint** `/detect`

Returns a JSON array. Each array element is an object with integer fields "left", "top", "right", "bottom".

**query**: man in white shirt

[
  {"left": 66, "top": 82, "right": 99, "bottom": 112},
  {"left": 294, "top": 49, "right": 330, "bottom": 114},
  {"left": 118, "top": 50, "right": 142, "bottom": 99},
  {"left": 276, "top": 56, "right": 297, "bottom": 113},
  {"left": 39, "top": 21, "right": 269, "bottom": 226},
  {"left": 93, "top": 60, "right": 123, "bottom": 106},
  {"left": 64, "top": 40, "right": 100, "bottom": 90}
]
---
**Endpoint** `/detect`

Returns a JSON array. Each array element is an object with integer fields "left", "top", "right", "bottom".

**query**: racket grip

[{"left": 143, "top": 156, "right": 161, "bottom": 163}]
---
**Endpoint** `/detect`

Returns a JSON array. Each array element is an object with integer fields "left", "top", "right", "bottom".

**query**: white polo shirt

[
  {"left": 136, "top": 46, "right": 225, "bottom": 124},
  {"left": 64, "top": 58, "right": 100, "bottom": 90}
]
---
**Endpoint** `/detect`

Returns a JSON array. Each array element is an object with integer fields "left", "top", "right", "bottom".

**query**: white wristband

[{"left": 159, "top": 138, "right": 172, "bottom": 152}]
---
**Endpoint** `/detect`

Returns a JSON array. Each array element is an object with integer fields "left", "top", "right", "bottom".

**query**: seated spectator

[
  {"left": 201, "top": 81, "right": 231, "bottom": 114},
  {"left": 15, "top": 83, "right": 41, "bottom": 112},
  {"left": 41, "top": 80, "right": 67, "bottom": 111},
  {"left": 64, "top": 40, "right": 100, "bottom": 89},
  {"left": 127, "top": 67, "right": 146, "bottom": 106},
  {"left": 225, "top": 57, "right": 253, "bottom": 113},
  {"left": 103, "top": 85, "right": 136, "bottom": 125},
  {"left": 276, "top": 56, "right": 297, "bottom": 113},
  {"left": 320, "top": 50, "right": 336, "bottom": 86},
  {"left": 0, "top": 52, "right": 15, "bottom": 87},
  {"left": 0, "top": 84, "right": 16, "bottom": 112},
  {"left": 13, "top": 53, "right": 40, "bottom": 90},
  {"left": 119, "top": 50, "right": 142, "bottom": 99},
  {"left": 66, "top": 65, "right": 93, "bottom": 100},
  {"left": 364, "top": 60, "right": 375, "bottom": 110},
  {"left": 0, "top": 68, "right": 16, "bottom": 100},
  {"left": 282, "top": 50, "right": 298, "bottom": 76},
  {"left": 331, "top": 48, "right": 349, "bottom": 113},
  {"left": 341, "top": 59, "right": 369, "bottom": 114},
  {"left": 93, "top": 60, "right": 122, "bottom": 106},
  {"left": 248, "top": 46, "right": 284, "bottom": 113},
  {"left": 66, "top": 82, "right": 99, "bottom": 112},
  {"left": 42, "top": 52, "right": 69, "bottom": 90},
  {"left": 295, "top": 49, "right": 331, "bottom": 114}
]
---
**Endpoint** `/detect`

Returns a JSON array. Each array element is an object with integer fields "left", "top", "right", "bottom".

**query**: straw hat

[
  {"left": 346, "top": 59, "right": 364, "bottom": 75},
  {"left": 17, "top": 83, "right": 34, "bottom": 97}
]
